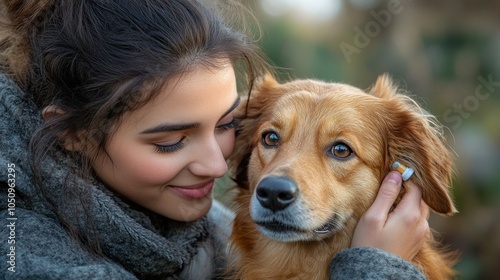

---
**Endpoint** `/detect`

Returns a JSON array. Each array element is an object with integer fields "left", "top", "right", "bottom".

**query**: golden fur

[{"left": 227, "top": 75, "right": 457, "bottom": 280}]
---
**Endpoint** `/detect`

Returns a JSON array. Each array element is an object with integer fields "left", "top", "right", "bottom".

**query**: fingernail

[{"left": 385, "top": 171, "right": 402, "bottom": 185}]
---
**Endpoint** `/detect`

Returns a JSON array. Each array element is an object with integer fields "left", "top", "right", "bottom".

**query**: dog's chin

[{"left": 254, "top": 214, "right": 343, "bottom": 242}]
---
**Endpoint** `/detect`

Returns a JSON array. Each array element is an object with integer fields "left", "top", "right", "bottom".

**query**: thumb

[{"left": 366, "top": 171, "right": 402, "bottom": 217}]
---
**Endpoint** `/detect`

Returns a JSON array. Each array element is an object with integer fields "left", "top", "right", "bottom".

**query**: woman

[{"left": 0, "top": 0, "right": 428, "bottom": 278}]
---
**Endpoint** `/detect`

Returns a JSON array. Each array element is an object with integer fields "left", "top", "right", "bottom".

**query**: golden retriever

[{"left": 226, "top": 74, "right": 457, "bottom": 280}]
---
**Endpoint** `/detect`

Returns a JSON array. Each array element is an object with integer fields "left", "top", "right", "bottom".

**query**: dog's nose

[{"left": 256, "top": 176, "right": 299, "bottom": 212}]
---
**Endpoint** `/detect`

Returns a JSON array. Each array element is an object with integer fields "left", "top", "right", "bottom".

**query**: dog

[{"left": 226, "top": 74, "right": 457, "bottom": 280}]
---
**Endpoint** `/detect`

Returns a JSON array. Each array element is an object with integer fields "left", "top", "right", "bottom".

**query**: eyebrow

[{"left": 140, "top": 96, "right": 241, "bottom": 134}]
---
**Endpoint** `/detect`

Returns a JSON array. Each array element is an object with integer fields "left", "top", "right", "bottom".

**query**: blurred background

[{"left": 238, "top": 0, "right": 500, "bottom": 279}]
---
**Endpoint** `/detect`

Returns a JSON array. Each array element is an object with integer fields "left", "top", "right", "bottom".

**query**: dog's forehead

[
  {"left": 277, "top": 80, "right": 369, "bottom": 102},
  {"left": 266, "top": 81, "right": 381, "bottom": 140},
  {"left": 274, "top": 82, "right": 373, "bottom": 116},
  {"left": 285, "top": 79, "right": 366, "bottom": 94}
]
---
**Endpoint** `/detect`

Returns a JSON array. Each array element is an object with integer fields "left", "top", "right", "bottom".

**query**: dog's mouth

[
  {"left": 255, "top": 214, "right": 342, "bottom": 241},
  {"left": 256, "top": 221, "right": 302, "bottom": 233},
  {"left": 313, "top": 216, "right": 340, "bottom": 234}
]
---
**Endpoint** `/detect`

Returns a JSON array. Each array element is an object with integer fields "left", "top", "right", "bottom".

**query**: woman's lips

[{"left": 169, "top": 180, "right": 214, "bottom": 200}]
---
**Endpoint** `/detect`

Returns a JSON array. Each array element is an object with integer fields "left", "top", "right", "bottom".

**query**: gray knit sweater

[{"left": 0, "top": 74, "right": 424, "bottom": 279}]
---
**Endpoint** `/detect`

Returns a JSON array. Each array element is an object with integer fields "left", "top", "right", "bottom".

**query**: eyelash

[
  {"left": 154, "top": 119, "right": 239, "bottom": 153},
  {"left": 154, "top": 137, "right": 186, "bottom": 153},
  {"left": 216, "top": 118, "right": 239, "bottom": 132}
]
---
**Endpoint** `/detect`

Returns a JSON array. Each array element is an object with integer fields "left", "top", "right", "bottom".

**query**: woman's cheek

[
  {"left": 125, "top": 153, "right": 182, "bottom": 185},
  {"left": 220, "top": 132, "right": 235, "bottom": 159}
]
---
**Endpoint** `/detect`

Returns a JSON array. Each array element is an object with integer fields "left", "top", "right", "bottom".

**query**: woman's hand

[{"left": 351, "top": 171, "right": 430, "bottom": 261}]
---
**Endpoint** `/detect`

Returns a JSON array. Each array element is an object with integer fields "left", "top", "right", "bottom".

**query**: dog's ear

[
  {"left": 228, "top": 74, "right": 282, "bottom": 188},
  {"left": 369, "top": 74, "right": 457, "bottom": 215}
]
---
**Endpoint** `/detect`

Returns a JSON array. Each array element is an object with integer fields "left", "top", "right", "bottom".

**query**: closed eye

[
  {"left": 216, "top": 119, "right": 239, "bottom": 132},
  {"left": 154, "top": 137, "right": 186, "bottom": 153}
]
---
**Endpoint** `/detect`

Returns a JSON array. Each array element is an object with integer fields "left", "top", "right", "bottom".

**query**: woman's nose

[{"left": 188, "top": 137, "right": 228, "bottom": 178}]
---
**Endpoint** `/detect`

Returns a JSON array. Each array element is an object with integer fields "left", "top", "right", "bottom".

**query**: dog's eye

[
  {"left": 330, "top": 143, "right": 353, "bottom": 159},
  {"left": 261, "top": 131, "right": 280, "bottom": 147}
]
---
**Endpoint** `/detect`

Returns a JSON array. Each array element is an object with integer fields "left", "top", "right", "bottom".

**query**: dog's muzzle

[{"left": 255, "top": 176, "right": 299, "bottom": 212}]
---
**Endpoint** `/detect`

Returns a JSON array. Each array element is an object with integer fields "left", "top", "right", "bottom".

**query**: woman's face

[{"left": 92, "top": 60, "right": 238, "bottom": 221}]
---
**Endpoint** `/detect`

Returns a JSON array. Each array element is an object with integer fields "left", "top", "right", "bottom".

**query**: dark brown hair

[{"left": 1, "top": 0, "right": 270, "bottom": 253}]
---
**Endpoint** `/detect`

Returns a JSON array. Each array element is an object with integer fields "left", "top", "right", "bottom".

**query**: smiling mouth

[{"left": 169, "top": 180, "right": 214, "bottom": 200}]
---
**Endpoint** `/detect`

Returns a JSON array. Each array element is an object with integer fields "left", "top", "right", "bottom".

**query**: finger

[
  {"left": 396, "top": 181, "right": 422, "bottom": 212},
  {"left": 366, "top": 171, "right": 402, "bottom": 217}
]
